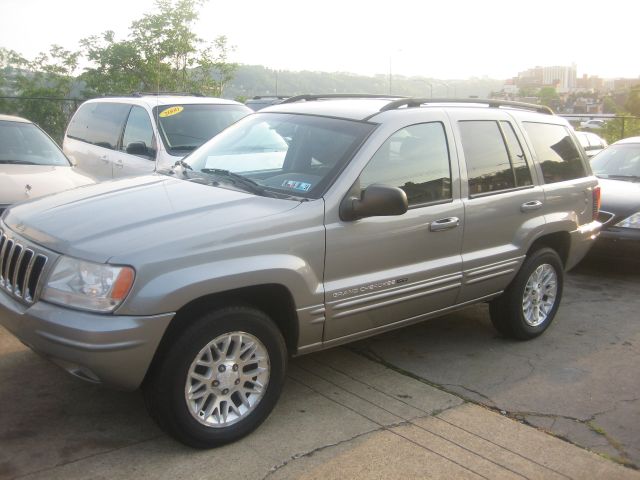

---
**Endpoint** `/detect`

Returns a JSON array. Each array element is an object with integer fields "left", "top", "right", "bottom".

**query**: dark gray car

[{"left": 0, "top": 96, "right": 601, "bottom": 448}]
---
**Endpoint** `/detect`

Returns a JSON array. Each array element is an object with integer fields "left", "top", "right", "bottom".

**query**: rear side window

[
  {"left": 523, "top": 122, "right": 587, "bottom": 183},
  {"left": 459, "top": 120, "right": 532, "bottom": 196},
  {"left": 360, "top": 122, "right": 451, "bottom": 206},
  {"left": 67, "top": 102, "right": 131, "bottom": 150}
]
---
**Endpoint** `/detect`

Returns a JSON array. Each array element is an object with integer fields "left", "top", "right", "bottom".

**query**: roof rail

[
  {"left": 379, "top": 98, "right": 554, "bottom": 115},
  {"left": 251, "top": 95, "right": 290, "bottom": 100},
  {"left": 281, "top": 93, "right": 407, "bottom": 104},
  {"left": 131, "top": 92, "right": 205, "bottom": 97}
]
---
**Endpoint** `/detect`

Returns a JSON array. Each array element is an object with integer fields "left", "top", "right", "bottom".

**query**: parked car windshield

[
  {"left": 0, "top": 120, "right": 70, "bottom": 166},
  {"left": 181, "top": 113, "right": 375, "bottom": 198},
  {"left": 591, "top": 143, "right": 640, "bottom": 180},
  {"left": 152, "top": 104, "right": 251, "bottom": 155}
]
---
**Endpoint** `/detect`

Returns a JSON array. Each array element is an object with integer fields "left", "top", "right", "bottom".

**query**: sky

[{"left": 1, "top": 0, "right": 638, "bottom": 80}]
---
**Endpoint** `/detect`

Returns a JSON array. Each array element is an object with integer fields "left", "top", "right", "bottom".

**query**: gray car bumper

[{"left": 0, "top": 292, "right": 174, "bottom": 390}]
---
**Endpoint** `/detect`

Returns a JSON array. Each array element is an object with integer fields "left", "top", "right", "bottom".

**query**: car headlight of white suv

[{"left": 42, "top": 256, "right": 135, "bottom": 312}]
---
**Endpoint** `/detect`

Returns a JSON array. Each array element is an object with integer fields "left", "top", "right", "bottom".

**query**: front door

[{"left": 323, "top": 121, "right": 464, "bottom": 341}]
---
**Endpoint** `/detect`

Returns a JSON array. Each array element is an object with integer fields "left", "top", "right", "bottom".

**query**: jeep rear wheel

[
  {"left": 144, "top": 306, "right": 287, "bottom": 448},
  {"left": 489, "top": 248, "right": 564, "bottom": 340}
]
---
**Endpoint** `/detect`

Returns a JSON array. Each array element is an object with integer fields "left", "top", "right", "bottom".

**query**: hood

[
  {"left": 598, "top": 177, "right": 640, "bottom": 220},
  {"left": 0, "top": 165, "right": 94, "bottom": 205},
  {"left": 3, "top": 174, "right": 301, "bottom": 262}
]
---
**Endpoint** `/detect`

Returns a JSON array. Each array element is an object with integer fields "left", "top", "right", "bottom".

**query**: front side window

[
  {"left": 153, "top": 104, "right": 250, "bottom": 155},
  {"left": 0, "top": 120, "right": 70, "bottom": 166},
  {"left": 360, "top": 122, "right": 451, "bottom": 206},
  {"left": 460, "top": 120, "right": 533, "bottom": 195},
  {"left": 591, "top": 143, "right": 640, "bottom": 180},
  {"left": 523, "top": 122, "right": 587, "bottom": 183},
  {"left": 121, "top": 106, "right": 155, "bottom": 159},
  {"left": 181, "top": 113, "right": 375, "bottom": 199}
]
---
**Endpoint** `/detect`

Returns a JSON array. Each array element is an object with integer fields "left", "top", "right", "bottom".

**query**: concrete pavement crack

[{"left": 261, "top": 425, "right": 389, "bottom": 480}]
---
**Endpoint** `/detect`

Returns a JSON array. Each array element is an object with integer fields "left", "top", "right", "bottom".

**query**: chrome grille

[{"left": 0, "top": 228, "right": 48, "bottom": 304}]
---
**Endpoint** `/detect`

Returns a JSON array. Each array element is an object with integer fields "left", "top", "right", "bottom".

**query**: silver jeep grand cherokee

[{"left": 0, "top": 96, "right": 601, "bottom": 448}]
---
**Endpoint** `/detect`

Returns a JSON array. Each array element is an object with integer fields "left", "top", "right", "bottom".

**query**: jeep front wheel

[
  {"left": 144, "top": 306, "right": 287, "bottom": 448},
  {"left": 489, "top": 248, "right": 564, "bottom": 340}
]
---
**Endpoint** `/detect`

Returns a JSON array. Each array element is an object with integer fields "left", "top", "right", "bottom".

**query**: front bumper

[
  {"left": 0, "top": 291, "right": 174, "bottom": 390},
  {"left": 566, "top": 220, "right": 602, "bottom": 270}
]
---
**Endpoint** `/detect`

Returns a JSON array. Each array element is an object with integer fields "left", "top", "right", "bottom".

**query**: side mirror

[
  {"left": 126, "top": 141, "right": 149, "bottom": 157},
  {"left": 340, "top": 184, "right": 408, "bottom": 221}
]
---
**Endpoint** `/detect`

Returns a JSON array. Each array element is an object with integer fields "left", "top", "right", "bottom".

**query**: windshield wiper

[
  {"left": 169, "top": 145, "right": 198, "bottom": 151},
  {"left": 0, "top": 160, "right": 38, "bottom": 165},
  {"left": 200, "top": 168, "right": 270, "bottom": 196}
]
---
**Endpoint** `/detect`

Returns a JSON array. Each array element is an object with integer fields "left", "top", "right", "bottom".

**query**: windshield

[
  {"left": 591, "top": 143, "right": 640, "bottom": 179},
  {"left": 181, "top": 113, "right": 375, "bottom": 198},
  {"left": 153, "top": 104, "right": 250, "bottom": 155},
  {"left": 0, "top": 120, "right": 70, "bottom": 166}
]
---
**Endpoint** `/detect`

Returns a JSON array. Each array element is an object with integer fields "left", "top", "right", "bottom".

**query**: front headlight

[
  {"left": 42, "top": 256, "right": 135, "bottom": 312},
  {"left": 615, "top": 212, "right": 640, "bottom": 229}
]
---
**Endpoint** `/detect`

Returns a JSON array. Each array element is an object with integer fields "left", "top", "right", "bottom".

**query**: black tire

[
  {"left": 143, "top": 306, "right": 287, "bottom": 448},
  {"left": 489, "top": 248, "right": 564, "bottom": 340}
]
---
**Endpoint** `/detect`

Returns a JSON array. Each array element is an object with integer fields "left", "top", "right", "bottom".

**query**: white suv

[{"left": 63, "top": 94, "right": 251, "bottom": 180}]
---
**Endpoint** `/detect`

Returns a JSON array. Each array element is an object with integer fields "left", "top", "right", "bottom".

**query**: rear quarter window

[{"left": 523, "top": 122, "right": 587, "bottom": 183}]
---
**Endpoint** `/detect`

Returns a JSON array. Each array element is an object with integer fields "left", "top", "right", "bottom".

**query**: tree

[
  {"left": 80, "top": 0, "right": 237, "bottom": 96},
  {"left": 1, "top": 45, "right": 80, "bottom": 142},
  {"left": 538, "top": 87, "right": 561, "bottom": 111},
  {"left": 625, "top": 86, "right": 640, "bottom": 116}
]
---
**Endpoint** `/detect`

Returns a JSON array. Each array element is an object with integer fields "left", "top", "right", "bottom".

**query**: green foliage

[
  {"left": 80, "top": 0, "right": 236, "bottom": 96},
  {"left": 538, "top": 87, "right": 560, "bottom": 111},
  {"left": 602, "top": 116, "right": 640, "bottom": 143},
  {"left": 1, "top": 45, "right": 80, "bottom": 143},
  {"left": 625, "top": 87, "right": 640, "bottom": 116}
]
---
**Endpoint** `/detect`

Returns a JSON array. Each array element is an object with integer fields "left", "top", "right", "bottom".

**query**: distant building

[{"left": 516, "top": 65, "right": 576, "bottom": 93}]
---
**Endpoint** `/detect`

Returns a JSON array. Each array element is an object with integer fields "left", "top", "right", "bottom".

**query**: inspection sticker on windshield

[
  {"left": 159, "top": 106, "right": 184, "bottom": 117},
  {"left": 282, "top": 180, "right": 312, "bottom": 192}
]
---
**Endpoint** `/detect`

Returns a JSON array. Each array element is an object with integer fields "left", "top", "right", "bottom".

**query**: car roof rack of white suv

[
  {"left": 281, "top": 94, "right": 407, "bottom": 103},
  {"left": 379, "top": 98, "right": 554, "bottom": 115},
  {"left": 130, "top": 92, "right": 205, "bottom": 97}
]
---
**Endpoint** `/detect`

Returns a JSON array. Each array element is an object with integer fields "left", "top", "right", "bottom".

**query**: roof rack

[
  {"left": 251, "top": 95, "right": 290, "bottom": 100},
  {"left": 379, "top": 98, "right": 554, "bottom": 115},
  {"left": 281, "top": 93, "right": 407, "bottom": 104},
  {"left": 131, "top": 92, "right": 204, "bottom": 97}
]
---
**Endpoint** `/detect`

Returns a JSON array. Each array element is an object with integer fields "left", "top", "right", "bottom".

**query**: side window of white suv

[
  {"left": 121, "top": 106, "right": 156, "bottom": 159},
  {"left": 360, "top": 122, "right": 452, "bottom": 206}
]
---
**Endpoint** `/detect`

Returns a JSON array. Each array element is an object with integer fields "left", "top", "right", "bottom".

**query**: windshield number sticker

[
  {"left": 282, "top": 180, "right": 312, "bottom": 192},
  {"left": 159, "top": 106, "right": 184, "bottom": 118}
]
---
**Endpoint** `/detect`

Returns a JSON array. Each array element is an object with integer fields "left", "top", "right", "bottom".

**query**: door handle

[
  {"left": 521, "top": 200, "right": 543, "bottom": 212},
  {"left": 99, "top": 155, "right": 109, "bottom": 164},
  {"left": 430, "top": 217, "right": 460, "bottom": 232},
  {"left": 115, "top": 160, "right": 124, "bottom": 168}
]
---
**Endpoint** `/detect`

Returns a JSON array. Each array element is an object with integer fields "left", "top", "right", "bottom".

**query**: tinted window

[
  {"left": 0, "top": 120, "right": 69, "bottom": 166},
  {"left": 153, "top": 104, "right": 250, "bottom": 155},
  {"left": 459, "top": 121, "right": 515, "bottom": 195},
  {"left": 523, "top": 122, "right": 587, "bottom": 183},
  {"left": 67, "top": 102, "right": 131, "bottom": 150},
  {"left": 121, "top": 106, "right": 155, "bottom": 159},
  {"left": 591, "top": 143, "right": 640, "bottom": 178},
  {"left": 501, "top": 121, "right": 533, "bottom": 187},
  {"left": 360, "top": 122, "right": 451, "bottom": 206}
]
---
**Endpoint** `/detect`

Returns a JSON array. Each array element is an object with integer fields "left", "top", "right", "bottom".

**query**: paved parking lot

[
  {"left": 353, "top": 252, "right": 640, "bottom": 468},
  {"left": 0, "top": 253, "right": 638, "bottom": 479}
]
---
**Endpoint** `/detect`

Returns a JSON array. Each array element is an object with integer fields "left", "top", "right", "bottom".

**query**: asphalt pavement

[{"left": 0, "top": 253, "right": 638, "bottom": 479}]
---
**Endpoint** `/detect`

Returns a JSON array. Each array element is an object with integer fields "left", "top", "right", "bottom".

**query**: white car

[
  {"left": 575, "top": 131, "right": 608, "bottom": 157},
  {"left": 63, "top": 95, "right": 252, "bottom": 181},
  {"left": 580, "top": 119, "right": 606, "bottom": 130},
  {"left": 0, "top": 114, "right": 94, "bottom": 216}
]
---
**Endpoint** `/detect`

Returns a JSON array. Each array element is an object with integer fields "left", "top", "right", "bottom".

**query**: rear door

[
  {"left": 64, "top": 102, "right": 131, "bottom": 181},
  {"left": 323, "top": 119, "right": 464, "bottom": 341},
  {"left": 449, "top": 110, "right": 546, "bottom": 303}
]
